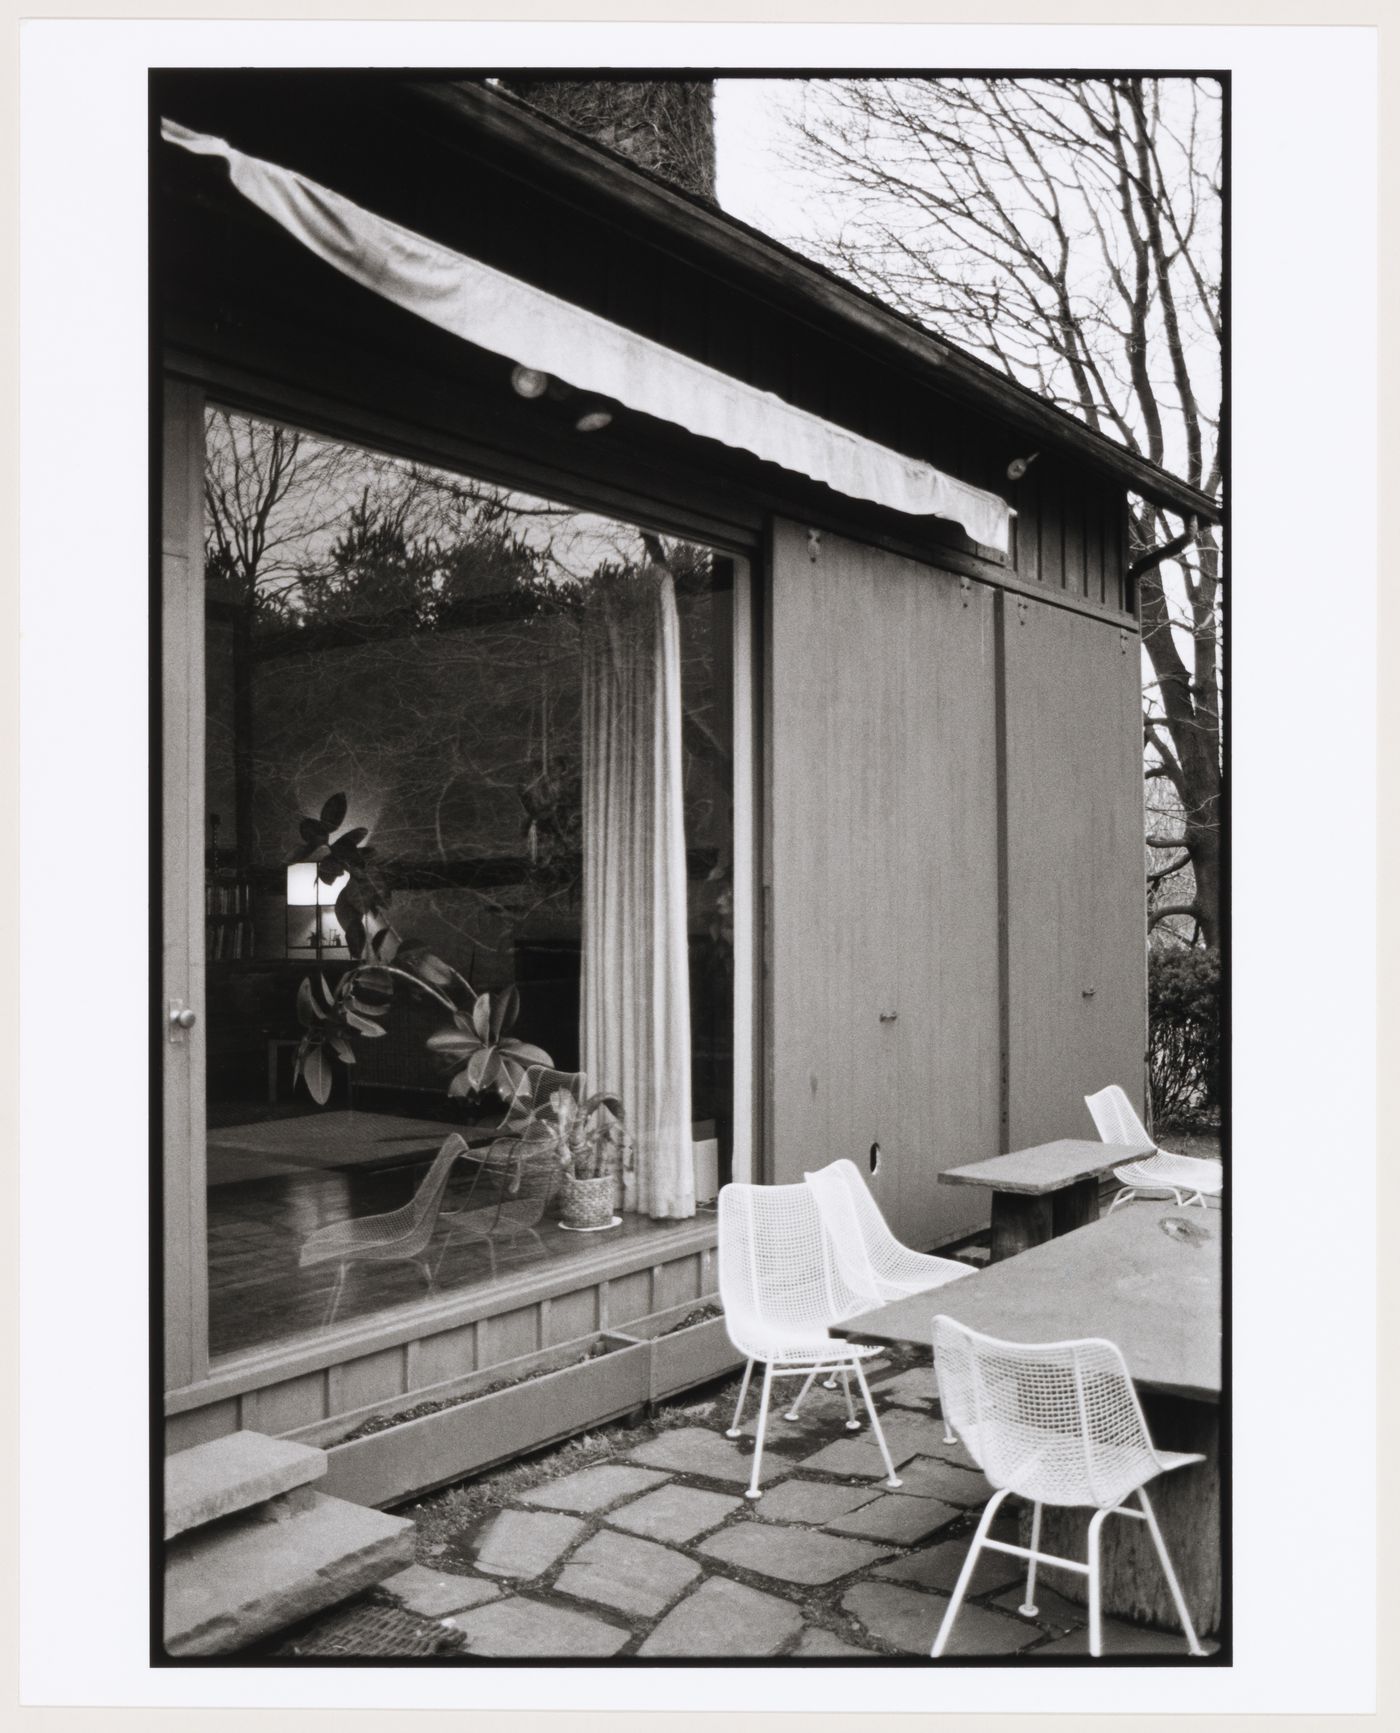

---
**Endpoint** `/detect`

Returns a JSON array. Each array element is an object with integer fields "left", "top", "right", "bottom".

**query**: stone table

[{"left": 938, "top": 1138, "right": 1149, "bottom": 1261}]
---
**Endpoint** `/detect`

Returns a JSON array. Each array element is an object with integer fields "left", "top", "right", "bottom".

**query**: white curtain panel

[
  {"left": 580, "top": 567, "right": 695, "bottom": 1221},
  {"left": 161, "top": 119, "right": 1012, "bottom": 554}
]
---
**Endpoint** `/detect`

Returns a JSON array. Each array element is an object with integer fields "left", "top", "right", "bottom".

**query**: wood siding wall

[
  {"left": 767, "top": 523, "right": 1147, "bottom": 1250},
  {"left": 766, "top": 524, "right": 1003, "bottom": 1248}
]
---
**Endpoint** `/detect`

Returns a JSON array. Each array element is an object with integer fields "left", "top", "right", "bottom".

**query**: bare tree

[{"left": 780, "top": 76, "right": 1222, "bottom": 946}]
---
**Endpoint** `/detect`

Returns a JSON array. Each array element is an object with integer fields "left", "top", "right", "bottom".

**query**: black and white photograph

[{"left": 17, "top": 17, "right": 1379, "bottom": 1721}]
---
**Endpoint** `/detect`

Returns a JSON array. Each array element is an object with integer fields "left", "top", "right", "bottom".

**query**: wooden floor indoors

[{"left": 206, "top": 1109, "right": 706, "bottom": 1361}]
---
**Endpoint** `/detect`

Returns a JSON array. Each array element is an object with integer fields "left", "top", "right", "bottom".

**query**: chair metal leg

[
  {"left": 745, "top": 1362, "right": 775, "bottom": 1499},
  {"left": 1108, "top": 1188, "right": 1135, "bottom": 1213},
  {"left": 1019, "top": 1501, "right": 1043, "bottom": 1615},
  {"left": 726, "top": 1359, "right": 755, "bottom": 1439},
  {"left": 1087, "top": 1507, "right": 1111, "bottom": 1656},
  {"left": 1136, "top": 1487, "right": 1207, "bottom": 1656},
  {"left": 839, "top": 1368, "right": 861, "bottom": 1431},
  {"left": 932, "top": 1359, "right": 958, "bottom": 1445},
  {"left": 851, "top": 1358, "right": 901, "bottom": 1488},
  {"left": 932, "top": 1488, "right": 1012, "bottom": 1658},
  {"left": 784, "top": 1368, "right": 820, "bottom": 1422}
]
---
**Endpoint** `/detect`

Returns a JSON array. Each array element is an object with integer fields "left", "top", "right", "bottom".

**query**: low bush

[{"left": 1148, "top": 945, "right": 1222, "bottom": 1129}]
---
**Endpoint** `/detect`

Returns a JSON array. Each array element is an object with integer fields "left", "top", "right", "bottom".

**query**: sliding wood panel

[
  {"left": 1001, "top": 597, "right": 1148, "bottom": 1147},
  {"left": 767, "top": 522, "right": 1001, "bottom": 1249}
]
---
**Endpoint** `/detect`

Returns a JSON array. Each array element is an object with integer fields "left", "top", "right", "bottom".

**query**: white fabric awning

[{"left": 163, "top": 119, "right": 1013, "bottom": 555}]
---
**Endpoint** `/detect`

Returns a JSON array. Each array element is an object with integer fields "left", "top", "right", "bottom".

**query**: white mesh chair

[
  {"left": 718, "top": 1181, "right": 904, "bottom": 1500},
  {"left": 799, "top": 1158, "right": 974, "bottom": 1427},
  {"left": 1086, "top": 1084, "right": 1223, "bottom": 1212},
  {"left": 929, "top": 1316, "right": 1207, "bottom": 1659}
]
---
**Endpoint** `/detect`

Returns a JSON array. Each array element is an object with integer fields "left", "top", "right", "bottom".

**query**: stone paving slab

[
  {"left": 751, "top": 1479, "right": 882, "bottom": 1526},
  {"left": 465, "top": 1509, "right": 586, "bottom": 1580},
  {"left": 989, "top": 1581, "right": 1089, "bottom": 1637},
  {"left": 868, "top": 1367, "right": 940, "bottom": 1410},
  {"left": 886, "top": 1456, "right": 991, "bottom": 1506},
  {"left": 792, "top": 1626, "right": 877, "bottom": 1657},
  {"left": 874, "top": 1535, "right": 1023, "bottom": 1599},
  {"left": 698, "top": 1521, "right": 889, "bottom": 1586},
  {"left": 519, "top": 1463, "right": 670, "bottom": 1514},
  {"left": 1036, "top": 1619, "right": 1211, "bottom": 1657},
  {"left": 842, "top": 1581, "right": 1040, "bottom": 1657},
  {"left": 446, "top": 1594, "right": 630, "bottom": 1657},
  {"left": 605, "top": 1483, "right": 741, "bottom": 1544},
  {"left": 553, "top": 1528, "right": 702, "bottom": 1618},
  {"left": 625, "top": 1426, "right": 793, "bottom": 1487},
  {"left": 637, "top": 1577, "right": 804, "bottom": 1658},
  {"left": 379, "top": 1564, "right": 501, "bottom": 1618},
  {"left": 825, "top": 1492, "right": 962, "bottom": 1546},
  {"left": 796, "top": 1430, "right": 924, "bottom": 1478}
]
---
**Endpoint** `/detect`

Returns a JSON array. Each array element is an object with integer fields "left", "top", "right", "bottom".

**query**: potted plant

[{"left": 502, "top": 1077, "right": 629, "bottom": 1230}]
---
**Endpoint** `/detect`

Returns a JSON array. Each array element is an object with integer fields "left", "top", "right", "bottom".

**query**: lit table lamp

[{"left": 286, "top": 862, "right": 349, "bottom": 960}]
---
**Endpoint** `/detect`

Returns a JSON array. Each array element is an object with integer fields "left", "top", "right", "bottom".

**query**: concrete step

[
  {"left": 165, "top": 1489, "right": 415, "bottom": 1657},
  {"left": 165, "top": 1429, "right": 327, "bottom": 1539}
]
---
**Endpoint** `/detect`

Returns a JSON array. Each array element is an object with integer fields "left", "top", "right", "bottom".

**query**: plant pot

[{"left": 559, "top": 1173, "right": 617, "bottom": 1229}]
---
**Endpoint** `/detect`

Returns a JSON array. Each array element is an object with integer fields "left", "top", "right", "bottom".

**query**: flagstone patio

[{"left": 265, "top": 1347, "right": 1217, "bottom": 1660}]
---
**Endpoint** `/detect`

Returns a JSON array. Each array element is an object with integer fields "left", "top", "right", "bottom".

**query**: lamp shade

[{"left": 286, "top": 862, "right": 347, "bottom": 906}]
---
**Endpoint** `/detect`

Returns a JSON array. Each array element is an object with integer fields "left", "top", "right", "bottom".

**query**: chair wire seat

[
  {"left": 804, "top": 1158, "right": 974, "bottom": 1303},
  {"left": 929, "top": 1316, "right": 1207, "bottom": 1659},
  {"left": 717, "top": 1181, "right": 906, "bottom": 1499},
  {"left": 1085, "top": 1084, "right": 1223, "bottom": 1212},
  {"left": 298, "top": 1132, "right": 471, "bottom": 1324}
]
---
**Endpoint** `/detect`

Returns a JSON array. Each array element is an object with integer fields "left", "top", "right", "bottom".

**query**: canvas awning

[{"left": 162, "top": 119, "right": 1013, "bottom": 555}]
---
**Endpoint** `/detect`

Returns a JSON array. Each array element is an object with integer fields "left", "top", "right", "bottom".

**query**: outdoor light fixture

[
  {"left": 510, "top": 364, "right": 551, "bottom": 399},
  {"left": 574, "top": 400, "right": 614, "bottom": 433},
  {"left": 286, "top": 861, "right": 349, "bottom": 960},
  {"left": 1006, "top": 451, "right": 1040, "bottom": 482}
]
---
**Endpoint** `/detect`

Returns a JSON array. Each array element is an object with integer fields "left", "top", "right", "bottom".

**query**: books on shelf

[{"left": 205, "top": 875, "right": 254, "bottom": 960}]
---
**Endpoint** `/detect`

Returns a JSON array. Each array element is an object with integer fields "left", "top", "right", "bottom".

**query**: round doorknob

[{"left": 170, "top": 1005, "right": 197, "bottom": 1030}]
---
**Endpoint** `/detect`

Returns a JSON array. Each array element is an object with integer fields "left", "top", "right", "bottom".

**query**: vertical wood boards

[
  {"left": 767, "top": 522, "right": 1001, "bottom": 1249},
  {"left": 1001, "top": 596, "right": 1147, "bottom": 1148},
  {"left": 163, "top": 377, "right": 210, "bottom": 1388}
]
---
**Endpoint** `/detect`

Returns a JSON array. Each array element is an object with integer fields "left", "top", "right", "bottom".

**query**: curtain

[
  {"left": 580, "top": 565, "right": 695, "bottom": 1220},
  {"left": 161, "top": 119, "right": 1013, "bottom": 554}
]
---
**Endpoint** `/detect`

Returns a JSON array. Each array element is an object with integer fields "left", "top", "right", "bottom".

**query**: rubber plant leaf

[
  {"left": 320, "top": 792, "right": 348, "bottom": 831},
  {"left": 296, "top": 977, "right": 320, "bottom": 1028},
  {"left": 471, "top": 994, "right": 493, "bottom": 1042},
  {"left": 302, "top": 1043, "right": 333, "bottom": 1105},
  {"left": 427, "top": 1017, "right": 476, "bottom": 1059},
  {"left": 411, "top": 950, "right": 456, "bottom": 989},
  {"left": 502, "top": 1039, "right": 553, "bottom": 1068},
  {"left": 490, "top": 983, "right": 520, "bottom": 1043}
]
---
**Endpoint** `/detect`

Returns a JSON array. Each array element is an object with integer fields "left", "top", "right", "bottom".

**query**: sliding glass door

[{"left": 164, "top": 384, "right": 751, "bottom": 1374}]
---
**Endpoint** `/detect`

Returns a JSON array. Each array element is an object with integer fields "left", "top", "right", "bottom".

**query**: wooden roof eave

[{"left": 397, "top": 79, "right": 1220, "bottom": 529}]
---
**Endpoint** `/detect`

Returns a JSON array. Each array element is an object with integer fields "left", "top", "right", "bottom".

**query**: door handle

[{"left": 168, "top": 998, "right": 197, "bottom": 1042}]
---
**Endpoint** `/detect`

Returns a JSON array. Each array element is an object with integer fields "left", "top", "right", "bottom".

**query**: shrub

[{"left": 1148, "top": 946, "right": 1222, "bottom": 1129}]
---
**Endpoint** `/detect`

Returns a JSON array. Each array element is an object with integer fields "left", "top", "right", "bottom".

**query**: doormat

[{"left": 270, "top": 1597, "right": 464, "bottom": 1658}]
